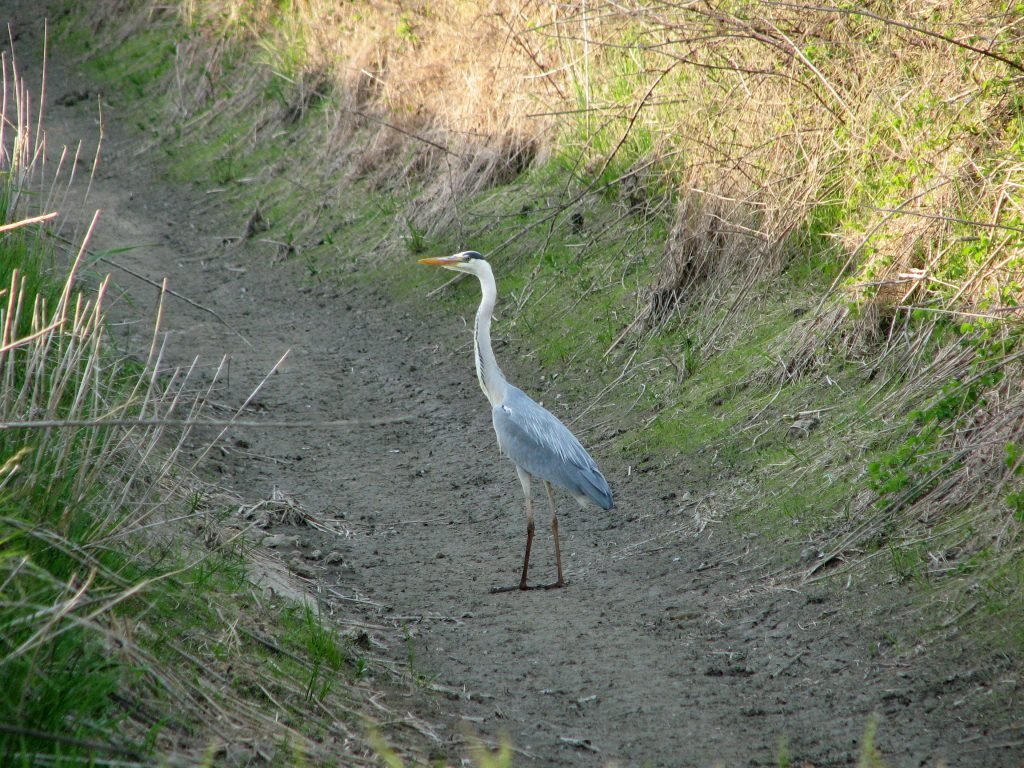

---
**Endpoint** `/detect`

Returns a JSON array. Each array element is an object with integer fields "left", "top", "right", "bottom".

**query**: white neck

[{"left": 473, "top": 262, "right": 509, "bottom": 407}]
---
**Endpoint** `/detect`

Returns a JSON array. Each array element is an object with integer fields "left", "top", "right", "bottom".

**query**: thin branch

[
  {"left": 764, "top": 1, "right": 1024, "bottom": 74},
  {"left": 0, "top": 210, "right": 58, "bottom": 232},
  {"left": 868, "top": 206, "right": 1024, "bottom": 236},
  {"left": 0, "top": 415, "right": 413, "bottom": 430}
]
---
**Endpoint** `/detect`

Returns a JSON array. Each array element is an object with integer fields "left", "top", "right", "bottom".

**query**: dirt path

[{"left": 7, "top": 7, "right": 1017, "bottom": 766}]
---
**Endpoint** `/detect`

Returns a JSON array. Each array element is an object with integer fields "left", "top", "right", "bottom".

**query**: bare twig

[
  {"left": 0, "top": 210, "right": 58, "bottom": 231},
  {"left": 0, "top": 415, "right": 413, "bottom": 430},
  {"left": 765, "top": 1, "right": 1024, "bottom": 75}
]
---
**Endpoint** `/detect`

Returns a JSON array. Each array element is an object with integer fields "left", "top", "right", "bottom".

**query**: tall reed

[{"left": 0, "top": 46, "right": 210, "bottom": 765}]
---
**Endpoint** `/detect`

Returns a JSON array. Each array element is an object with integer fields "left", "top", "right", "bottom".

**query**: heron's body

[
  {"left": 419, "top": 250, "right": 612, "bottom": 591},
  {"left": 493, "top": 386, "right": 613, "bottom": 509}
]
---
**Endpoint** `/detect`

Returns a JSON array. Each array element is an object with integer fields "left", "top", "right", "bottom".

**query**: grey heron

[{"left": 419, "top": 251, "right": 613, "bottom": 592}]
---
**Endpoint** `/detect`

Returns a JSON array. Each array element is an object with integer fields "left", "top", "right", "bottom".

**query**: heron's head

[{"left": 418, "top": 251, "right": 488, "bottom": 276}]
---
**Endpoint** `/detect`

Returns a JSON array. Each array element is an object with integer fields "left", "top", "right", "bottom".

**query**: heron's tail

[{"left": 575, "top": 466, "right": 613, "bottom": 510}]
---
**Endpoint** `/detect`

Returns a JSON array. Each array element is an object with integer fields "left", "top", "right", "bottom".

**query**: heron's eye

[{"left": 463, "top": 251, "right": 483, "bottom": 261}]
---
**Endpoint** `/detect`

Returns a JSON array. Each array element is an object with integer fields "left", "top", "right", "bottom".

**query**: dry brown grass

[
  {"left": 647, "top": 186, "right": 780, "bottom": 322},
  {"left": 633, "top": 4, "right": 1022, "bottom": 327},
  {"left": 171, "top": 1, "right": 557, "bottom": 215},
  {"left": 86, "top": 1, "right": 1022, "bottom": 321}
]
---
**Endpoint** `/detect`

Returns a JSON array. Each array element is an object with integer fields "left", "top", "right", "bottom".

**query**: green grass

[
  {"left": 77, "top": 26, "right": 178, "bottom": 101},
  {"left": 0, "top": 218, "right": 156, "bottom": 764}
]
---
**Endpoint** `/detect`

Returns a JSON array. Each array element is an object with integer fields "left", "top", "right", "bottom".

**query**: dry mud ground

[{"left": 6, "top": 6, "right": 1022, "bottom": 766}]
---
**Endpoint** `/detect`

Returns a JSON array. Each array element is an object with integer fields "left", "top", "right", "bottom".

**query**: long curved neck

[{"left": 474, "top": 264, "right": 509, "bottom": 407}]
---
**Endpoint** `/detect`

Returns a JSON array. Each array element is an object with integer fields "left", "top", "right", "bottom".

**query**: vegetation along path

[{"left": 7, "top": 1, "right": 1022, "bottom": 765}]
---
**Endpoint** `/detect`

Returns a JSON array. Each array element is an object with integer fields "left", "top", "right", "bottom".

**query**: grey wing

[{"left": 492, "top": 386, "right": 613, "bottom": 509}]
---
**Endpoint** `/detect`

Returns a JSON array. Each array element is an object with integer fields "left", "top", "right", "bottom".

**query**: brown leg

[
  {"left": 544, "top": 482, "right": 566, "bottom": 589},
  {"left": 490, "top": 467, "right": 536, "bottom": 593},
  {"left": 520, "top": 512, "right": 535, "bottom": 590}
]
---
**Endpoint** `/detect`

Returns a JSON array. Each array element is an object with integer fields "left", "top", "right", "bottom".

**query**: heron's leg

[
  {"left": 544, "top": 481, "right": 566, "bottom": 589},
  {"left": 520, "top": 509, "right": 535, "bottom": 589},
  {"left": 490, "top": 466, "right": 534, "bottom": 593}
]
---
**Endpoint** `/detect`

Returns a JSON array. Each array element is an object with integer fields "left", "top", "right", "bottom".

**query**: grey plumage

[
  {"left": 493, "top": 386, "right": 613, "bottom": 510},
  {"left": 419, "top": 250, "right": 614, "bottom": 591}
]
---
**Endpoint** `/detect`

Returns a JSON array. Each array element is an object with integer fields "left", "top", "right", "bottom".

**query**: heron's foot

[
  {"left": 489, "top": 583, "right": 527, "bottom": 594},
  {"left": 489, "top": 580, "right": 566, "bottom": 593}
]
